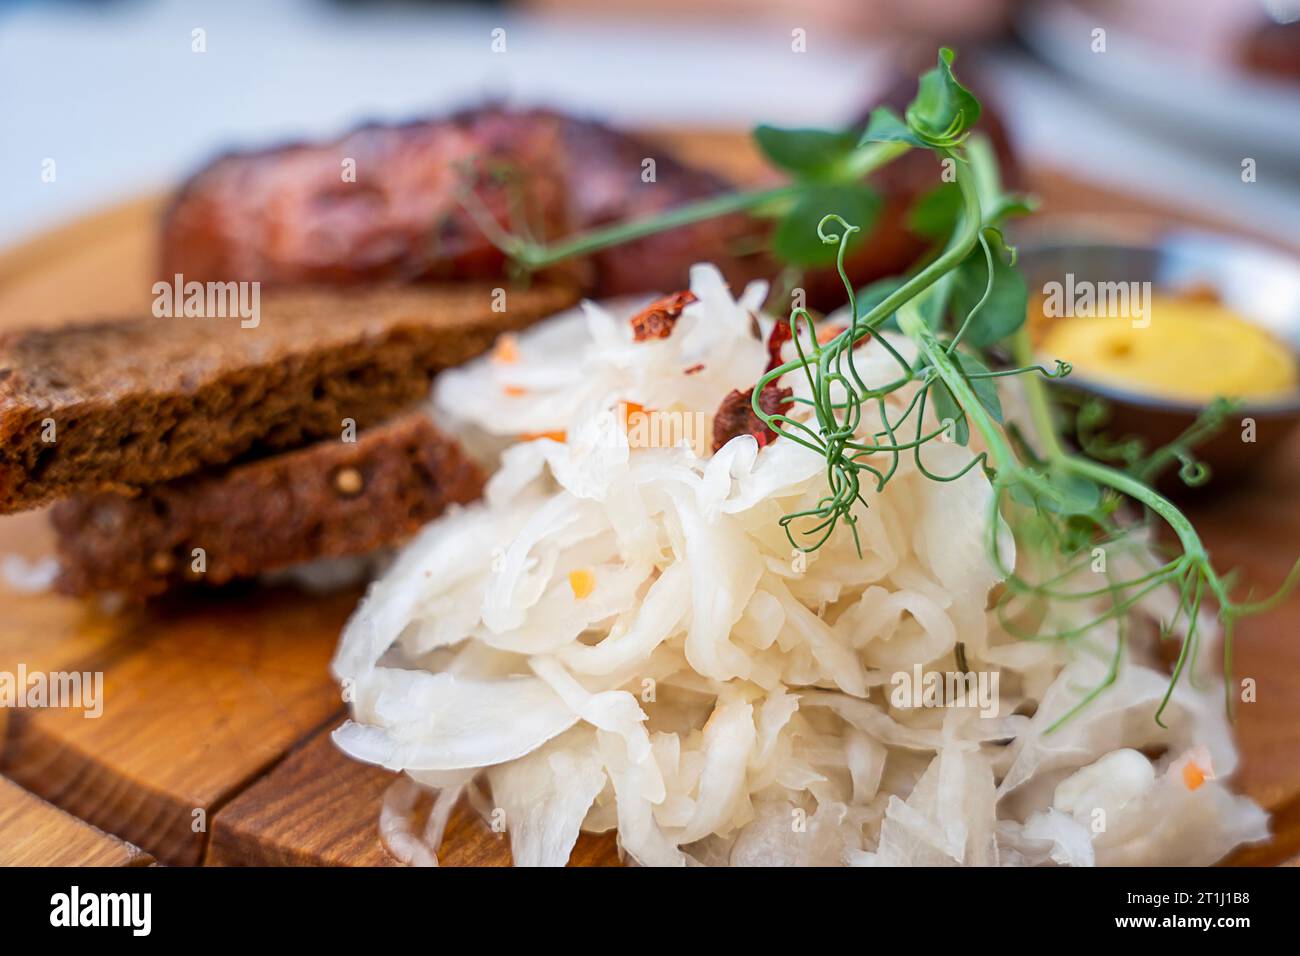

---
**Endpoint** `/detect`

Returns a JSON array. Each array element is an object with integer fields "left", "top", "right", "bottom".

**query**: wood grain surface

[
  {"left": 0, "top": 132, "right": 1297, "bottom": 866},
  {"left": 206, "top": 722, "right": 399, "bottom": 867},
  {"left": 0, "top": 776, "right": 152, "bottom": 867},
  {"left": 205, "top": 722, "right": 621, "bottom": 866},
  {"left": 1, "top": 586, "right": 352, "bottom": 865}
]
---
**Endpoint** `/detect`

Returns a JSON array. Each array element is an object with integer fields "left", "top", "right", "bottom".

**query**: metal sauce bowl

[{"left": 1015, "top": 229, "right": 1300, "bottom": 486}]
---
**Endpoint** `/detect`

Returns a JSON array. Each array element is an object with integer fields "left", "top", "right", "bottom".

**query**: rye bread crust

[
  {"left": 51, "top": 411, "right": 483, "bottom": 597},
  {"left": 0, "top": 283, "right": 575, "bottom": 513}
]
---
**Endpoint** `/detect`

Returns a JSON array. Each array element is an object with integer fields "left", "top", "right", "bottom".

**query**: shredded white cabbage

[{"left": 332, "top": 265, "right": 1267, "bottom": 866}]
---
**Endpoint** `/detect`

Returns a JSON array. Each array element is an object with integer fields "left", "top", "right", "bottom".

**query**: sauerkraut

[{"left": 331, "top": 265, "right": 1267, "bottom": 866}]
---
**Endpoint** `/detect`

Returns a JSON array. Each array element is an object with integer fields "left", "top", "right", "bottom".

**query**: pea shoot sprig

[{"left": 476, "top": 48, "right": 1299, "bottom": 729}]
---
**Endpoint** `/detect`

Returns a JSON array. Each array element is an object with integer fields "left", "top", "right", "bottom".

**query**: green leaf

[
  {"left": 857, "top": 276, "right": 947, "bottom": 333},
  {"left": 955, "top": 350, "right": 1004, "bottom": 423},
  {"left": 858, "top": 107, "right": 926, "bottom": 149},
  {"left": 907, "top": 183, "right": 963, "bottom": 240},
  {"left": 928, "top": 377, "right": 969, "bottom": 446},
  {"left": 1062, "top": 513, "right": 1104, "bottom": 552},
  {"left": 754, "top": 125, "right": 860, "bottom": 178},
  {"left": 924, "top": 350, "right": 1002, "bottom": 448},
  {"left": 1010, "top": 470, "right": 1102, "bottom": 516},
  {"left": 772, "top": 183, "right": 880, "bottom": 267},
  {"left": 986, "top": 193, "right": 1038, "bottom": 226},
  {"left": 949, "top": 231, "right": 1028, "bottom": 348},
  {"left": 904, "top": 48, "right": 981, "bottom": 147},
  {"left": 856, "top": 276, "right": 903, "bottom": 328}
]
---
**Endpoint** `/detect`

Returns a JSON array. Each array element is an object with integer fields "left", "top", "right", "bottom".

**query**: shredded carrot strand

[
  {"left": 493, "top": 334, "right": 520, "bottom": 364},
  {"left": 568, "top": 569, "right": 595, "bottom": 600}
]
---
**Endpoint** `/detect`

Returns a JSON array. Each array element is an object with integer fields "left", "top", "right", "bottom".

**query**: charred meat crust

[
  {"left": 160, "top": 107, "right": 771, "bottom": 299},
  {"left": 161, "top": 100, "right": 1016, "bottom": 310}
]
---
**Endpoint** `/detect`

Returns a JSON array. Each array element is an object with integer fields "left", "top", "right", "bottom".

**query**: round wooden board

[
  {"left": 0, "top": 195, "right": 165, "bottom": 327},
  {"left": 1, "top": 155, "right": 1298, "bottom": 866}
]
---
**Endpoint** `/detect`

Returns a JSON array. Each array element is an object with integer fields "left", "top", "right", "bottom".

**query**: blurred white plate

[{"left": 1018, "top": 0, "right": 1300, "bottom": 170}]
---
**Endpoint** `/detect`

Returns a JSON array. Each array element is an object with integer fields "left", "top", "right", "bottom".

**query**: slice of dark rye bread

[
  {"left": 0, "top": 282, "right": 577, "bottom": 514},
  {"left": 51, "top": 411, "right": 484, "bottom": 597}
]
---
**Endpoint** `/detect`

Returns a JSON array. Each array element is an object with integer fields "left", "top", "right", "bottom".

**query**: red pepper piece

[{"left": 630, "top": 291, "right": 697, "bottom": 342}]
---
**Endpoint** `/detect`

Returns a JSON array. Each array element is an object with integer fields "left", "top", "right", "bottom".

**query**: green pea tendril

[{"left": 471, "top": 48, "right": 1299, "bottom": 732}]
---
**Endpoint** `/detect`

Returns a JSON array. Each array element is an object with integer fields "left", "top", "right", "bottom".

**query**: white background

[{"left": 3, "top": 0, "right": 1298, "bottom": 248}]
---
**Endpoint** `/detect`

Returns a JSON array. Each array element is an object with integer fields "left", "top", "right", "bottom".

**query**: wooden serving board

[
  {"left": 0, "top": 776, "right": 152, "bottom": 867},
  {"left": 1, "top": 135, "right": 1298, "bottom": 867}
]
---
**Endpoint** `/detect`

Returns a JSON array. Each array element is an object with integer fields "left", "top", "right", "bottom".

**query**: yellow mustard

[{"left": 1040, "top": 295, "right": 1297, "bottom": 403}]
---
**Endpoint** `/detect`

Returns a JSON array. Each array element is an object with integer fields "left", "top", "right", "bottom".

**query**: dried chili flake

[
  {"left": 764, "top": 319, "right": 793, "bottom": 373},
  {"left": 630, "top": 291, "right": 697, "bottom": 342},
  {"left": 710, "top": 318, "right": 802, "bottom": 453},
  {"left": 819, "top": 323, "right": 873, "bottom": 350},
  {"left": 817, "top": 323, "right": 848, "bottom": 345},
  {"left": 712, "top": 383, "right": 792, "bottom": 453},
  {"left": 683, "top": 363, "right": 705, "bottom": 376}
]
